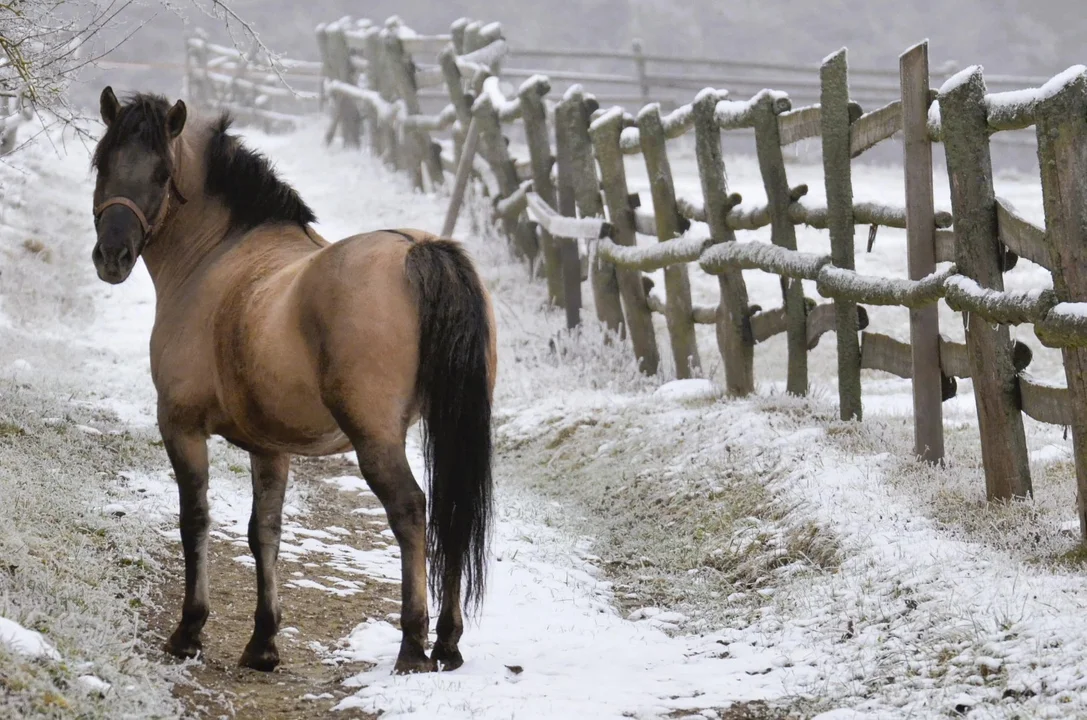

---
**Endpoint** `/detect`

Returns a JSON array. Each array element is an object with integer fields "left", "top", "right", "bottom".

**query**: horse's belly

[{"left": 218, "top": 371, "right": 351, "bottom": 455}]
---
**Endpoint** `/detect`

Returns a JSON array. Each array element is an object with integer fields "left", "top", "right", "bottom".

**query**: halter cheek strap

[{"left": 93, "top": 163, "right": 188, "bottom": 243}]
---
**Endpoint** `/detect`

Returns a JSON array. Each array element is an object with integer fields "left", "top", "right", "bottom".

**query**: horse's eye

[{"left": 153, "top": 165, "right": 170, "bottom": 184}]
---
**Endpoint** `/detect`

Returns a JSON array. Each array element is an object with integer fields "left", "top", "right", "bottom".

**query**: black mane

[
  {"left": 92, "top": 92, "right": 173, "bottom": 173},
  {"left": 206, "top": 113, "right": 317, "bottom": 231}
]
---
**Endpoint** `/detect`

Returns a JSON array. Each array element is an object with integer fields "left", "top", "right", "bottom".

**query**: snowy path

[{"left": 33, "top": 123, "right": 805, "bottom": 718}]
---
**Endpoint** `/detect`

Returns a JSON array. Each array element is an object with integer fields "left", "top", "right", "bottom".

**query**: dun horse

[{"left": 89, "top": 87, "right": 496, "bottom": 674}]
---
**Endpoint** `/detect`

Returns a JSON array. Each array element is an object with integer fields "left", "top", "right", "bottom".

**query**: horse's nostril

[
  {"left": 92, "top": 245, "right": 105, "bottom": 265},
  {"left": 117, "top": 247, "right": 132, "bottom": 265}
]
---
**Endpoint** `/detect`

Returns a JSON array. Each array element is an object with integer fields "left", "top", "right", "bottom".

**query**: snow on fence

[
  {"left": 317, "top": 15, "right": 1087, "bottom": 541},
  {"left": 183, "top": 33, "right": 322, "bottom": 132}
]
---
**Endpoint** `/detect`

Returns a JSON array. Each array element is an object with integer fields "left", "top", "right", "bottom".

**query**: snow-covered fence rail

[
  {"left": 315, "top": 15, "right": 1087, "bottom": 541},
  {"left": 184, "top": 35, "right": 321, "bottom": 132}
]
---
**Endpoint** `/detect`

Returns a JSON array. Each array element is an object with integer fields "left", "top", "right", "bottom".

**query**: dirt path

[{"left": 144, "top": 455, "right": 397, "bottom": 719}]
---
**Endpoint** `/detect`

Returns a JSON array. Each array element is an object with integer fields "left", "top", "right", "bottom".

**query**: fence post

[
  {"left": 638, "top": 103, "right": 700, "bottom": 378},
  {"left": 554, "top": 98, "right": 583, "bottom": 329},
  {"left": 451, "top": 18, "right": 469, "bottom": 55},
  {"left": 474, "top": 93, "right": 538, "bottom": 264},
  {"left": 1034, "top": 67, "right": 1087, "bottom": 535},
  {"left": 900, "top": 41, "right": 945, "bottom": 464},
  {"left": 519, "top": 77, "right": 565, "bottom": 307},
  {"left": 440, "top": 45, "right": 472, "bottom": 136},
  {"left": 939, "top": 67, "right": 1031, "bottom": 500},
  {"left": 441, "top": 117, "right": 481, "bottom": 238},
  {"left": 315, "top": 23, "right": 329, "bottom": 112},
  {"left": 463, "top": 21, "right": 483, "bottom": 54},
  {"left": 384, "top": 31, "right": 441, "bottom": 190},
  {"left": 753, "top": 92, "right": 807, "bottom": 395},
  {"left": 693, "top": 90, "right": 754, "bottom": 396},
  {"left": 364, "top": 27, "right": 399, "bottom": 167},
  {"left": 562, "top": 87, "right": 625, "bottom": 335},
  {"left": 632, "top": 39, "right": 651, "bottom": 107},
  {"left": 820, "top": 49, "right": 862, "bottom": 420},
  {"left": 590, "top": 112, "right": 661, "bottom": 374},
  {"left": 325, "top": 20, "right": 362, "bottom": 148},
  {"left": 227, "top": 41, "right": 257, "bottom": 112},
  {"left": 187, "top": 36, "right": 210, "bottom": 109}
]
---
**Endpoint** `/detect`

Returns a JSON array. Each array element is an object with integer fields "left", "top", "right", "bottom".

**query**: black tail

[{"left": 405, "top": 238, "right": 494, "bottom": 612}]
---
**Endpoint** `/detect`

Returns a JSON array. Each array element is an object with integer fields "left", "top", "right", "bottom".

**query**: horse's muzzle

[
  {"left": 92, "top": 242, "right": 134, "bottom": 284},
  {"left": 92, "top": 208, "right": 141, "bottom": 284}
]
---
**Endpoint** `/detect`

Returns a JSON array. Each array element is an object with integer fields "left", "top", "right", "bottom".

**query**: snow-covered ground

[{"left": 1, "top": 113, "right": 1085, "bottom": 719}]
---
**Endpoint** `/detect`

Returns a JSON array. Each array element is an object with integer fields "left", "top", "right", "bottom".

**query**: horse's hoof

[
  {"left": 164, "top": 628, "right": 202, "bottom": 660},
  {"left": 431, "top": 642, "right": 464, "bottom": 671},
  {"left": 393, "top": 652, "right": 438, "bottom": 675},
  {"left": 239, "top": 640, "right": 280, "bottom": 672}
]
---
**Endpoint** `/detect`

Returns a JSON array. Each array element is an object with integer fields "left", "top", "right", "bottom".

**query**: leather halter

[{"left": 94, "top": 158, "right": 188, "bottom": 243}]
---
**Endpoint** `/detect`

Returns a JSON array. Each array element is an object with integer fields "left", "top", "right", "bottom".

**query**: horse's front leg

[
  {"left": 162, "top": 431, "right": 212, "bottom": 660},
  {"left": 239, "top": 452, "right": 289, "bottom": 671}
]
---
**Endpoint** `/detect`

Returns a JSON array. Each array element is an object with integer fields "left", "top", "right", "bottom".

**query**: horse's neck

[
  {"left": 140, "top": 129, "right": 231, "bottom": 297},
  {"left": 141, "top": 195, "right": 231, "bottom": 299}
]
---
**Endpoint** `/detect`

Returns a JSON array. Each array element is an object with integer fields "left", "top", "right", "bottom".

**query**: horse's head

[{"left": 91, "top": 87, "right": 187, "bottom": 284}]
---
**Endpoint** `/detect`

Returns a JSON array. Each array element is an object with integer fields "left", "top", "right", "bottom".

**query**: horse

[{"left": 88, "top": 86, "right": 496, "bottom": 675}]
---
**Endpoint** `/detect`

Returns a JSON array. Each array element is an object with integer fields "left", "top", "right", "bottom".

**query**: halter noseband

[{"left": 94, "top": 159, "right": 188, "bottom": 243}]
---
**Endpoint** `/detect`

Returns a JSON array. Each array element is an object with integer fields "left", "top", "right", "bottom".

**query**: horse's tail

[{"left": 405, "top": 237, "right": 494, "bottom": 613}]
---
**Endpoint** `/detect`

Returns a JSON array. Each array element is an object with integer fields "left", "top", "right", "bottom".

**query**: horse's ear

[
  {"left": 166, "top": 99, "right": 187, "bottom": 139},
  {"left": 100, "top": 86, "right": 120, "bottom": 127}
]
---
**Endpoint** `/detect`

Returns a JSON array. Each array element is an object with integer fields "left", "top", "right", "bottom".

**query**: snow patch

[
  {"left": 0, "top": 617, "right": 60, "bottom": 661},
  {"left": 654, "top": 378, "right": 722, "bottom": 403}
]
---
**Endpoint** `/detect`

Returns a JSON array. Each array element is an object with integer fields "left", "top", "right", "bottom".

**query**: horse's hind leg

[
  {"left": 343, "top": 424, "right": 435, "bottom": 674},
  {"left": 162, "top": 432, "right": 212, "bottom": 660},
  {"left": 432, "top": 576, "right": 464, "bottom": 670},
  {"left": 239, "top": 452, "right": 289, "bottom": 671}
]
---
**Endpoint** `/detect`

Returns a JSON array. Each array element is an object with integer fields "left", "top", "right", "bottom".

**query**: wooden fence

[
  {"left": 0, "top": 93, "right": 32, "bottom": 155},
  {"left": 314, "top": 15, "right": 1087, "bottom": 541},
  {"left": 183, "top": 33, "right": 323, "bottom": 131},
  {"left": 494, "top": 44, "right": 1044, "bottom": 150}
]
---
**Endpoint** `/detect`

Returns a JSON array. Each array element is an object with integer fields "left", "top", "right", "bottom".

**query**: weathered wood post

[
  {"left": 939, "top": 67, "right": 1031, "bottom": 500},
  {"left": 364, "top": 27, "right": 399, "bottom": 167},
  {"left": 326, "top": 20, "right": 362, "bottom": 148},
  {"left": 446, "top": 19, "right": 470, "bottom": 165},
  {"left": 441, "top": 117, "right": 481, "bottom": 238},
  {"left": 561, "top": 87, "right": 625, "bottom": 334},
  {"left": 474, "top": 89, "right": 538, "bottom": 264},
  {"left": 591, "top": 111, "right": 661, "bottom": 374},
  {"left": 821, "top": 49, "right": 862, "bottom": 420},
  {"left": 519, "top": 76, "right": 565, "bottom": 307},
  {"left": 638, "top": 103, "right": 700, "bottom": 378},
  {"left": 315, "top": 23, "right": 330, "bottom": 112},
  {"left": 463, "top": 21, "right": 483, "bottom": 54},
  {"left": 753, "top": 91, "right": 807, "bottom": 395},
  {"left": 384, "top": 30, "right": 443, "bottom": 190},
  {"left": 451, "top": 18, "right": 469, "bottom": 55},
  {"left": 632, "top": 39, "right": 651, "bottom": 107},
  {"left": 1034, "top": 67, "right": 1087, "bottom": 535},
  {"left": 187, "top": 35, "right": 210, "bottom": 109},
  {"left": 693, "top": 89, "right": 754, "bottom": 395},
  {"left": 554, "top": 97, "right": 583, "bottom": 329},
  {"left": 900, "top": 41, "right": 945, "bottom": 464}
]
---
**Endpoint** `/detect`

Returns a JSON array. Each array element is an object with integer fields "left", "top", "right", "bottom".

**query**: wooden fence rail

[{"left": 310, "top": 15, "right": 1087, "bottom": 541}]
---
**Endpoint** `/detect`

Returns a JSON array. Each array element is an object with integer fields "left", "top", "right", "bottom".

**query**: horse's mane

[{"left": 205, "top": 113, "right": 317, "bottom": 231}]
